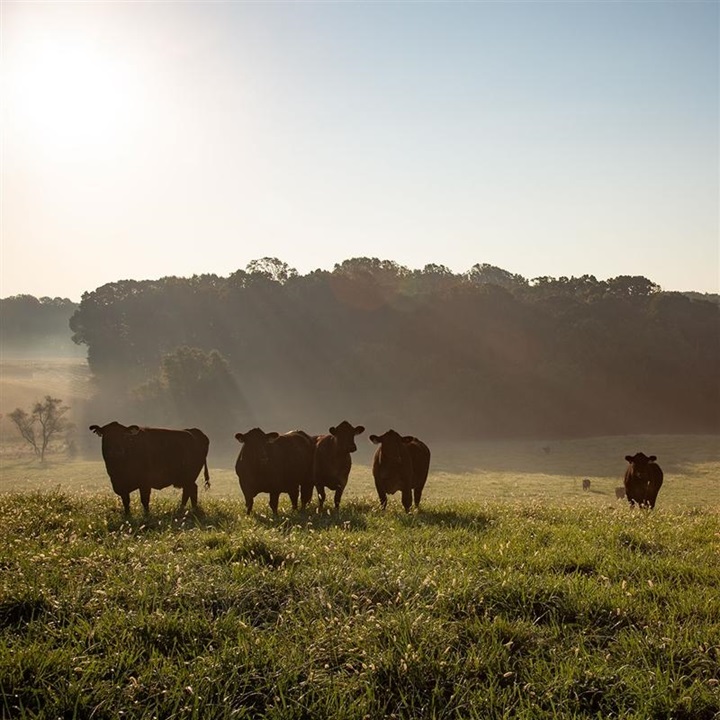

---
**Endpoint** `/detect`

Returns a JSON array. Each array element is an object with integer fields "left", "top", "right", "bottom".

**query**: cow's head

[
  {"left": 369, "top": 429, "right": 414, "bottom": 465},
  {"left": 89, "top": 422, "right": 141, "bottom": 458},
  {"left": 329, "top": 421, "right": 365, "bottom": 454},
  {"left": 625, "top": 452, "right": 658, "bottom": 480},
  {"left": 235, "top": 428, "right": 279, "bottom": 466}
]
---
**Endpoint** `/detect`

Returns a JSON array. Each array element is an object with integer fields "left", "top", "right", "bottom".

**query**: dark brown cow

[
  {"left": 234, "top": 428, "right": 314, "bottom": 514},
  {"left": 624, "top": 452, "right": 664, "bottom": 509},
  {"left": 615, "top": 486, "right": 626, "bottom": 500},
  {"left": 582, "top": 478, "right": 591, "bottom": 491},
  {"left": 369, "top": 430, "right": 431, "bottom": 512},
  {"left": 313, "top": 421, "right": 365, "bottom": 510},
  {"left": 89, "top": 422, "right": 210, "bottom": 515}
]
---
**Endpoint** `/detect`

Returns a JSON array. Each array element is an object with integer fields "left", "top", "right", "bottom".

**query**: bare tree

[{"left": 9, "top": 396, "right": 71, "bottom": 463}]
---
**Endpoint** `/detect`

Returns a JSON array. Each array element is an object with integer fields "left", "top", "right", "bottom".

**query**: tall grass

[{"left": 1, "top": 491, "right": 718, "bottom": 719}]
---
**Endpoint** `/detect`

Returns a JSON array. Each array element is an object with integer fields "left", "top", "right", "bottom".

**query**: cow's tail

[{"left": 203, "top": 460, "right": 211, "bottom": 490}]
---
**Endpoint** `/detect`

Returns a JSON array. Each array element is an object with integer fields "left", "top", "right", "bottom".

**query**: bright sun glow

[{"left": 5, "top": 23, "right": 143, "bottom": 156}]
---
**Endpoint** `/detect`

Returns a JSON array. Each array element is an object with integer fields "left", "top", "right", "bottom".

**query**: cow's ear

[
  {"left": 127, "top": 425, "right": 140, "bottom": 435},
  {"left": 369, "top": 434, "right": 380, "bottom": 444},
  {"left": 267, "top": 432, "right": 280, "bottom": 441},
  {"left": 329, "top": 426, "right": 337, "bottom": 435},
  {"left": 625, "top": 455, "right": 633, "bottom": 463},
  {"left": 235, "top": 433, "right": 245, "bottom": 443},
  {"left": 89, "top": 424, "right": 103, "bottom": 436},
  {"left": 402, "top": 436, "right": 415, "bottom": 443},
  {"left": 649, "top": 455, "right": 657, "bottom": 462},
  {"left": 355, "top": 425, "right": 365, "bottom": 435}
]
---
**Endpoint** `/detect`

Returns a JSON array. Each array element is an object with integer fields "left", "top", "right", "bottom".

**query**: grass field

[
  {"left": 1, "top": 492, "right": 719, "bottom": 719},
  {"left": 2, "top": 360, "right": 719, "bottom": 717}
]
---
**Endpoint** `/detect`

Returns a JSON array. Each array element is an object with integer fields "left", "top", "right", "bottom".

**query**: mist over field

[{"left": 1, "top": 263, "right": 718, "bottom": 505}]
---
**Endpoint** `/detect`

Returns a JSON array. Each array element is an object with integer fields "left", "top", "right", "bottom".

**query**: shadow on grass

[
  {"left": 395, "top": 506, "right": 495, "bottom": 531},
  {"left": 250, "top": 501, "right": 372, "bottom": 532},
  {"left": 104, "top": 502, "right": 242, "bottom": 534}
]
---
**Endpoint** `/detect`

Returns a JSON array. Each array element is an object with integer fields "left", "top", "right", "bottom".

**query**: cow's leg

[
  {"left": 413, "top": 486, "right": 423, "bottom": 508},
  {"left": 140, "top": 487, "right": 151, "bottom": 515},
  {"left": 401, "top": 488, "right": 413, "bottom": 513},
  {"left": 300, "top": 482, "right": 313, "bottom": 510},
  {"left": 316, "top": 485, "right": 326, "bottom": 510},
  {"left": 182, "top": 484, "right": 198, "bottom": 510},
  {"left": 269, "top": 492, "right": 280, "bottom": 515},
  {"left": 333, "top": 487, "right": 344, "bottom": 510},
  {"left": 377, "top": 491, "right": 387, "bottom": 510},
  {"left": 288, "top": 486, "right": 299, "bottom": 511},
  {"left": 119, "top": 493, "right": 131, "bottom": 516},
  {"left": 244, "top": 493, "right": 254, "bottom": 515}
]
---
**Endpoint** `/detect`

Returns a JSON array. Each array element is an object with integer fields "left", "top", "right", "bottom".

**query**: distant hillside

[{"left": 0, "top": 295, "right": 85, "bottom": 358}]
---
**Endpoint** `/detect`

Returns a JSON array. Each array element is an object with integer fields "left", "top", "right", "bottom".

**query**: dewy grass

[{"left": 0, "top": 491, "right": 718, "bottom": 719}]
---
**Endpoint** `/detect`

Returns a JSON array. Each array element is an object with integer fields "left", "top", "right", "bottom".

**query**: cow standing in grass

[
  {"left": 89, "top": 422, "right": 210, "bottom": 515},
  {"left": 312, "top": 421, "right": 365, "bottom": 510},
  {"left": 234, "top": 428, "right": 314, "bottom": 514},
  {"left": 624, "top": 452, "right": 664, "bottom": 509},
  {"left": 369, "top": 430, "right": 431, "bottom": 512}
]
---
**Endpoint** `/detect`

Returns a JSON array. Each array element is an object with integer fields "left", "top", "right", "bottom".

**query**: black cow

[
  {"left": 624, "top": 452, "right": 664, "bottom": 509},
  {"left": 313, "top": 421, "right": 365, "bottom": 510},
  {"left": 235, "top": 428, "right": 314, "bottom": 514},
  {"left": 89, "top": 422, "right": 210, "bottom": 515},
  {"left": 369, "top": 430, "right": 431, "bottom": 512}
]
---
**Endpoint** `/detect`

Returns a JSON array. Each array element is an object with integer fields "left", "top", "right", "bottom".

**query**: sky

[{"left": 1, "top": 1, "right": 718, "bottom": 301}]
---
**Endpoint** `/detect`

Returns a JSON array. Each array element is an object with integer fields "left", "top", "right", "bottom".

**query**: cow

[
  {"left": 313, "top": 421, "right": 365, "bottom": 510},
  {"left": 582, "top": 478, "right": 591, "bottom": 491},
  {"left": 234, "top": 428, "right": 314, "bottom": 514},
  {"left": 89, "top": 422, "right": 210, "bottom": 515},
  {"left": 615, "top": 486, "right": 626, "bottom": 500},
  {"left": 369, "top": 430, "right": 431, "bottom": 512},
  {"left": 623, "top": 452, "right": 664, "bottom": 509}
]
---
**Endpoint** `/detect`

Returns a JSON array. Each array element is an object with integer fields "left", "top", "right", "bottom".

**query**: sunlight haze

[{"left": 2, "top": 1, "right": 718, "bottom": 300}]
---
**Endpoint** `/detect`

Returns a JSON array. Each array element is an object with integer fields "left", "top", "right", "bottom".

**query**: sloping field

[{"left": 0, "top": 359, "right": 92, "bottom": 408}]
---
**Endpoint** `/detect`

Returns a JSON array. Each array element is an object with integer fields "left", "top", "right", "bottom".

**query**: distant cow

[
  {"left": 369, "top": 430, "right": 431, "bottom": 512},
  {"left": 624, "top": 452, "right": 664, "bottom": 509},
  {"left": 313, "top": 421, "right": 365, "bottom": 510},
  {"left": 89, "top": 422, "right": 210, "bottom": 515},
  {"left": 615, "top": 486, "right": 626, "bottom": 500},
  {"left": 234, "top": 428, "right": 314, "bottom": 514},
  {"left": 582, "top": 478, "right": 591, "bottom": 491}
]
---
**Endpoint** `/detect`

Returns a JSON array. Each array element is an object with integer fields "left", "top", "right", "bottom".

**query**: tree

[
  {"left": 246, "top": 257, "right": 298, "bottom": 283},
  {"left": 133, "top": 346, "right": 245, "bottom": 441},
  {"left": 9, "top": 396, "right": 72, "bottom": 462}
]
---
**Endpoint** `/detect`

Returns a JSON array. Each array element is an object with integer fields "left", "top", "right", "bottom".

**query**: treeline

[
  {"left": 63, "top": 259, "right": 719, "bottom": 443},
  {"left": 0, "top": 295, "right": 84, "bottom": 358}
]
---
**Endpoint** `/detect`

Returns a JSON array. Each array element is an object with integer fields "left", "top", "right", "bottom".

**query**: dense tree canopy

[{"left": 61, "top": 260, "right": 719, "bottom": 440}]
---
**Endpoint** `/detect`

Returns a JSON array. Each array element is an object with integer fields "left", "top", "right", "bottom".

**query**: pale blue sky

[{"left": 2, "top": 1, "right": 718, "bottom": 300}]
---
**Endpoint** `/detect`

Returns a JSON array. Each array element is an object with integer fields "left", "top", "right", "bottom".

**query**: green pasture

[{"left": 1, "top": 491, "right": 719, "bottom": 719}]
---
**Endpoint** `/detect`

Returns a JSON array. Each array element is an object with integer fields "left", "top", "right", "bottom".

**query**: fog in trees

[{"left": 50, "top": 259, "right": 719, "bottom": 460}]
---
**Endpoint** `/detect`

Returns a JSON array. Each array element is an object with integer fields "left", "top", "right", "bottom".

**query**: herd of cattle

[{"left": 88, "top": 421, "right": 663, "bottom": 515}]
